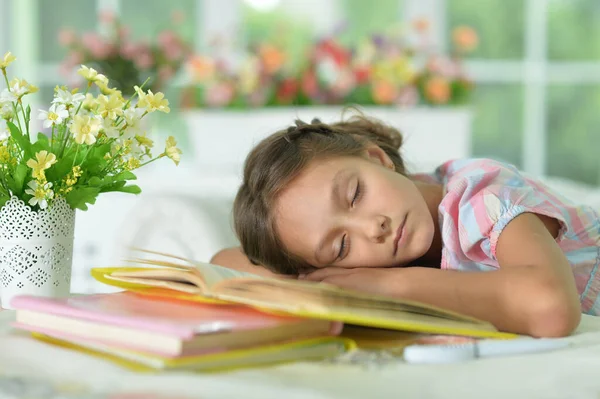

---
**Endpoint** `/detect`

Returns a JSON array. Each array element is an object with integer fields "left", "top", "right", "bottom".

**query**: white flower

[
  {"left": 123, "top": 107, "right": 145, "bottom": 137},
  {"left": 0, "top": 88, "right": 17, "bottom": 103},
  {"left": 70, "top": 114, "right": 102, "bottom": 145},
  {"left": 24, "top": 180, "right": 54, "bottom": 210},
  {"left": 101, "top": 118, "right": 120, "bottom": 139},
  {"left": 0, "top": 119, "right": 9, "bottom": 140},
  {"left": 9, "top": 78, "right": 38, "bottom": 98},
  {"left": 52, "top": 88, "right": 85, "bottom": 108},
  {"left": 0, "top": 100, "right": 14, "bottom": 119},
  {"left": 38, "top": 103, "right": 69, "bottom": 129}
]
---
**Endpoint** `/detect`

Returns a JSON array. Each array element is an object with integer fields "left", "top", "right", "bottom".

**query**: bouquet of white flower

[{"left": 0, "top": 52, "right": 181, "bottom": 211}]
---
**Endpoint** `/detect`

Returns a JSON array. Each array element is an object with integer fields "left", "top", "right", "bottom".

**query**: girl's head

[{"left": 233, "top": 112, "right": 436, "bottom": 275}]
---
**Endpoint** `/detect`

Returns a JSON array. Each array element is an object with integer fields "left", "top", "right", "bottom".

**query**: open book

[{"left": 92, "top": 249, "right": 517, "bottom": 339}]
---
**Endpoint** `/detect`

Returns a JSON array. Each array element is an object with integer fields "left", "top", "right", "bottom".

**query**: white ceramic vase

[{"left": 0, "top": 196, "right": 75, "bottom": 309}]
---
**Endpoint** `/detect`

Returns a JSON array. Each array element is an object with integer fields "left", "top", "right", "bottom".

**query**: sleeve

[{"left": 443, "top": 159, "right": 568, "bottom": 267}]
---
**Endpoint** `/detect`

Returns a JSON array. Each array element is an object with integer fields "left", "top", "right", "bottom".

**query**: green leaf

[
  {"left": 0, "top": 193, "right": 9, "bottom": 209},
  {"left": 31, "top": 133, "right": 51, "bottom": 154},
  {"left": 7, "top": 121, "right": 33, "bottom": 159},
  {"left": 65, "top": 186, "right": 101, "bottom": 211},
  {"left": 45, "top": 154, "right": 75, "bottom": 183},
  {"left": 88, "top": 176, "right": 104, "bottom": 187},
  {"left": 114, "top": 171, "right": 137, "bottom": 181},
  {"left": 12, "top": 164, "right": 28, "bottom": 196},
  {"left": 102, "top": 184, "right": 142, "bottom": 195},
  {"left": 98, "top": 181, "right": 126, "bottom": 193}
]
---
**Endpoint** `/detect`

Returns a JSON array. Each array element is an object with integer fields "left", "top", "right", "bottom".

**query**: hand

[{"left": 299, "top": 267, "right": 403, "bottom": 297}]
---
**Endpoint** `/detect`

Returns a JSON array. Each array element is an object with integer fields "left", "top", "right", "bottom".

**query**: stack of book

[{"left": 10, "top": 250, "right": 515, "bottom": 372}]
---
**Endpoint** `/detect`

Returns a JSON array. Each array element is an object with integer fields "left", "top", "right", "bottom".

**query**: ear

[{"left": 364, "top": 144, "right": 395, "bottom": 170}]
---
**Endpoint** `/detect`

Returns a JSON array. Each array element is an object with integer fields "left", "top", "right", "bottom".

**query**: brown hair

[{"left": 233, "top": 110, "right": 405, "bottom": 275}]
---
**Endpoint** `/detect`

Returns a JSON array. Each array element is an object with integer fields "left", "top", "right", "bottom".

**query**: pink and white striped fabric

[{"left": 419, "top": 158, "right": 600, "bottom": 315}]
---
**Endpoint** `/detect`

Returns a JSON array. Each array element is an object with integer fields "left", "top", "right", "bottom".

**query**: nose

[{"left": 350, "top": 214, "right": 391, "bottom": 243}]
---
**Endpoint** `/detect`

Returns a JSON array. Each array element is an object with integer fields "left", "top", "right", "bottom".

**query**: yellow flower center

[
  {"left": 34, "top": 187, "right": 46, "bottom": 200},
  {"left": 48, "top": 112, "right": 59, "bottom": 121},
  {"left": 81, "top": 125, "right": 91, "bottom": 135}
]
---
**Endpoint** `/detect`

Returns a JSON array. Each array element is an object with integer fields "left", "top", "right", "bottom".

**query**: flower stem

[
  {"left": 74, "top": 83, "right": 92, "bottom": 117},
  {"left": 137, "top": 154, "right": 164, "bottom": 169},
  {"left": 18, "top": 100, "right": 30, "bottom": 140},
  {"left": 58, "top": 120, "right": 70, "bottom": 158},
  {"left": 71, "top": 145, "right": 80, "bottom": 169},
  {"left": 114, "top": 76, "right": 150, "bottom": 126},
  {"left": 51, "top": 125, "right": 56, "bottom": 152}
]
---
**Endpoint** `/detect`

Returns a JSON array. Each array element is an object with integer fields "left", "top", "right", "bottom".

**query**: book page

[
  {"left": 193, "top": 261, "right": 265, "bottom": 290},
  {"left": 123, "top": 248, "right": 266, "bottom": 290},
  {"left": 211, "top": 279, "right": 514, "bottom": 338}
]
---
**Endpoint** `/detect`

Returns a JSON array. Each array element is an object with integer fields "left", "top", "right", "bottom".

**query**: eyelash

[
  {"left": 337, "top": 181, "right": 362, "bottom": 260},
  {"left": 338, "top": 234, "right": 348, "bottom": 259},
  {"left": 351, "top": 181, "right": 362, "bottom": 207}
]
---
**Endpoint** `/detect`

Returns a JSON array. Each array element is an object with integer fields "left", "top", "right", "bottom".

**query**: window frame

[{"left": 3, "top": 0, "right": 600, "bottom": 181}]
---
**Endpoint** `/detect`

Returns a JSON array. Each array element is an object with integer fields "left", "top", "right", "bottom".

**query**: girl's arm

[
  {"left": 304, "top": 213, "right": 582, "bottom": 337},
  {"left": 210, "top": 247, "right": 284, "bottom": 278}
]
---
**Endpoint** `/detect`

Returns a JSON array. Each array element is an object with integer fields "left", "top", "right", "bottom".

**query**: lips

[{"left": 393, "top": 215, "right": 407, "bottom": 256}]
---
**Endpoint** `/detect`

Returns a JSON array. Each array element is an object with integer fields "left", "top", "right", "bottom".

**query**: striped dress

[{"left": 421, "top": 158, "right": 600, "bottom": 315}]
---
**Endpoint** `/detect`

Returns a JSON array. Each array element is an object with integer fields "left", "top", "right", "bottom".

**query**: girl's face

[{"left": 274, "top": 146, "right": 436, "bottom": 269}]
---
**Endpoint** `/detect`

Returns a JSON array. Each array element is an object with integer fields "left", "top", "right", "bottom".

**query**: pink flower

[
  {"left": 248, "top": 89, "right": 268, "bottom": 107},
  {"left": 58, "top": 28, "right": 77, "bottom": 46},
  {"left": 135, "top": 52, "right": 154, "bottom": 69},
  {"left": 98, "top": 10, "right": 115, "bottom": 24},
  {"left": 81, "top": 33, "right": 111, "bottom": 59},
  {"left": 120, "top": 42, "right": 138, "bottom": 60},
  {"left": 427, "top": 56, "right": 460, "bottom": 79},
  {"left": 205, "top": 83, "right": 234, "bottom": 107},
  {"left": 396, "top": 86, "right": 419, "bottom": 107},
  {"left": 331, "top": 68, "right": 355, "bottom": 97},
  {"left": 158, "top": 31, "right": 178, "bottom": 48},
  {"left": 163, "top": 42, "right": 184, "bottom": 61}
]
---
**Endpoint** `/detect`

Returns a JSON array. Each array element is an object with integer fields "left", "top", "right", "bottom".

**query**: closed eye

[
  {"left": 351, "top": 181, "right": 361, "bottom": 207},
  {"left": 337, "top": 234, "right": 346, "bottom": 259}
]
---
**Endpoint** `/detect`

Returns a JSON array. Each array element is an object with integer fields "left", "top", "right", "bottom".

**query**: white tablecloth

[{"left": 2, "top": 310, "right": 600, "bottom": 399}]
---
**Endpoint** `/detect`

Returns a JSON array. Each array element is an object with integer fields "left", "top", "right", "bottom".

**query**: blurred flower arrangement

[
  {"left": 0, "top": 52, "right": 181, "bottom": 211},
  {"left": 181, "top": 20, "right": 479, "bottom": 108},
  {"left": 59, "top": 10, "right": 192, "bottom": 97}
]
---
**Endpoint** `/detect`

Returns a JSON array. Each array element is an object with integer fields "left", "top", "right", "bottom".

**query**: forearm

[{"left": 389, "top": 266, "right": 581, "bottom": 336}]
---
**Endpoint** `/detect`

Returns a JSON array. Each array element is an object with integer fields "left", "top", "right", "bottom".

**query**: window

[{"left": 1, "top": 0, "right": 599, "bottom": 183}]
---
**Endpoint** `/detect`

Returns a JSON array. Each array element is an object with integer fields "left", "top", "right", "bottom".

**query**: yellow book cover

[
  {"left": 32, "top": 332, "right": 355, "bottom": 372},
  {"left": 91, "top": 249, "right": 517, "bottom": 339}
]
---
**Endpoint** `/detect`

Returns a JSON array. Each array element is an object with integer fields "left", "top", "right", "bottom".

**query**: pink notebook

[{"left": 11, "top": 292, "right": 342, "bottom": 356}]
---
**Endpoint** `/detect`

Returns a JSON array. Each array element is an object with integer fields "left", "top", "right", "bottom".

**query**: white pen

[{"left": 403, "top": 337, "right": 572, "bottom": 364}]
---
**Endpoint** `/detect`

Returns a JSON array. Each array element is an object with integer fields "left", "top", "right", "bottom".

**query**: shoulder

[{"left": 436, "top": 158, "right": 521, "bottom": 185}]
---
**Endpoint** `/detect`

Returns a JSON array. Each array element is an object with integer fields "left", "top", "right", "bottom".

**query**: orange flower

[
  {"left": 424, "top": 76, "right": 451, "bottom": 104},
  {"left": 187, "top": 56, "right": 215, "bottom": 83},
  {"left": 452, "top": 26, "right": 479, "bottom": 53},
  {"left": 371, "top": 80, "right": 398, "bottom": 105},
  {"left": 259, "top": 44, "right": 286, "bottom": 75},
  {"left": 412, "top": 17, "right": 430, "bottom": 33}
]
